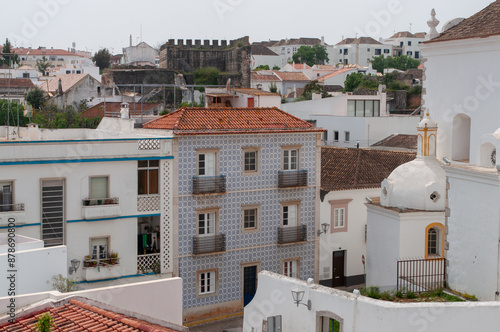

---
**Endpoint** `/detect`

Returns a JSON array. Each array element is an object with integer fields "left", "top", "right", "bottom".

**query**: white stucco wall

[
  {"left": 0, "top": 277, "right": 184, "bottom": 326},
  {"left": 422, "top": 36, "right": 500, "bottom": 164},
  {"left": 445, "top": 166, "right": 500, "bottom": 301},
  {"left": 244, "top": 271, "right": 500, "bottom": 332},
  {"left": 319, "top": 188, "right": 379, "bottom": 284},
  {"left": 251, "top": 55, "right": 282, "bottom": 70}
]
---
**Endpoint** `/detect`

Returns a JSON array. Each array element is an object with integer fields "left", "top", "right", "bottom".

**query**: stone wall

[{"left": 159, "top": 36, "right": 251, "bottom": 87}]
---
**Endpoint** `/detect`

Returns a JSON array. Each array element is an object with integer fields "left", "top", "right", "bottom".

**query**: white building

[
  {"left": 281, "top": 90, "right": 421, "bottom": 148},
  {"left": 122, "top": 40, "right": 159, "bottom": 67},
  {"left": 333, "top": 37, "right": 393, "bottom": 67},
  {"left": 250, "top": 44, "right": 282, "bottom": 70},
  {"left": 259, "top": 37, "right": 334, "bottom": 67},
  {"left": 205, "top": 87, "right": 281, "bottom": 108},
  {"left": 0, "top": 115, "right": 174, "bottom": 292},
  {"left": 319, "top": 147, "right": 415, "bottom": 288},
  {"left": 420, "top": 0, "right": 500, "bottom": 301},
  {"left": 383, "top": 31, "right": 426, "bottom": 60}
]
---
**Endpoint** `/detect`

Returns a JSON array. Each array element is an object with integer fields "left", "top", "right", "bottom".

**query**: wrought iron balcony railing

[
  {"left": 278, "top": 170, "right": 308, "bottom": 188},
  {"left": 0, "top": 203, "right": 25, "bottom": 212},
  {"left": 193, "top": 234, "right": 226, "bottom": 255},
  {"left": 192, "top": 175, "right": 226, "bottom": 195},
  {"left": 278, "top": 225, "right": 307, "bottom": 244}
]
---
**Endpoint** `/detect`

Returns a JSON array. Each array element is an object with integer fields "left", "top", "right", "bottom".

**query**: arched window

[{"left": 425, "top": 223, "right": 444, "bottom": 258}]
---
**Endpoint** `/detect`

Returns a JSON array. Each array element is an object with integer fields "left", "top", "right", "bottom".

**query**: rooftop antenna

[
  {"left": 409, "top": 23, "right": 412, "bottom": 32},
  {"left": 140, "top": 24, "right": 143, "bottom": 42}
]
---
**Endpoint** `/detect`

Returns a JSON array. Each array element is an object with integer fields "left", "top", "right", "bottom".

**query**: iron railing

[
  {"left": 82, "top": 197, "right": 119, "bottom": 206},
  {"left": 192, "top": 175, "right": 226, "bottom": 195},
  {"left": 277, "top": 225, "right": 307, "bottom": 244},
  {"left": 193, "top": 234, "right": 226, "bottom": 255},
  {"left": 0, "top": 203, "right": 24, "bottom": 212},
  {"left": 278, "top": 170, "right": 308, "bottom": 188},
  {"left": 397, "top": 257, "right": 446, "bottom": 294},
  {"left": 83, "top": 256, "right": 120, "bottom": 268}
]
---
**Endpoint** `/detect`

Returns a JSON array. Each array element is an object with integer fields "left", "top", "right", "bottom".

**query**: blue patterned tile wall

[{"left": 177, "top": 133, "right": 318, "bottom": 309}]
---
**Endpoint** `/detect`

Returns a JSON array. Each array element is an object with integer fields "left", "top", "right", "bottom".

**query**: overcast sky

[{"left": 1, "top": 0, "right": 495, "bottom": 54}]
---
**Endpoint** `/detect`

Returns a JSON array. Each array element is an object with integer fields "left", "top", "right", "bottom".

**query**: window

[
  {"left": 282, "top": 202, "right": 299, "bottom": 227},
  {"left": 138, "top": 160, "right": 159, "bottom": 195},
  {"left": 400, "top": 41, "right": 404, "bottom": 47},
  {"left": 242, "top": 147, "right": 259, "bottom": 174},
  {"left": 90, "top": 176, "right": 108, "bottom": 199},
  {"left": 374, "top": 49, "right": 381, "bottom": 55},
  {"left": 242, "top": 205, "right": 259, "bottom": 231},
  {"left": 334, "top": 131, "right": 339, "bottom": 142},
  {"left": 334, "top": 208, "right": 345, "bottom": 228},
  {"left": 0, "top": 181, "right": 13, "bottom": 211},
  {"left": 384, "top": 49, "right": 390, "bottom": 54},
  {"left": 408, "top": 41, "right": 412, "bottom": 46},
  {"left": 344, "top": 131, "right": 350, "bottom": 142},
  {"left": 343, "top": 59, "right": 348, "bottom": 65},
  {"left": 66, "top": 70, "right": 71, "bottom": 74},
  {"left": 293, "top": 47, "right": 297, "bottom": 53},
  {"left": 282, "top": 147, "right": 300, "bottom": 171},
  {"left": 415, "top": 51, "right": 420, "bottom": 59},
  {"left": 339, "top": 49, "right": 342, "bottom": 54},
  {"left": 347, "top": 100, "right": 381, "bottom": 117},
  {"left": 281, "top": 47, "right": 285, "bottom": 55},
  {"left": 90, "top": 237, "right": 108, "bottom": 260},
  {"left": 282, "top": 258, "right": 299, "bottom": 278},
  {"left": 425, "top": 223, "right": 444, "bottom": 258},
  {"left": 198, "top": 211, "right": 216, "bottom": 236},
  {"left": 367, "top": 48, "right": 370, "bottom": 52},
  {"left": 343, "top": 49, "right": 348, "bottom": 55},
  {"left": 197, "top": 150, "right": 219, "bottom": 176},
  {"left": 329, "top": 199, "right": 352, "bottom": 233},
  {"left": 22, "top": 73, "right": 29, "bottom": 78},
  {"left": 198, "top": 270, "right": 217, "bottom": 296},
  {"left": 287, "top": 48, "right": 290, "bottom": 54},
  {"left": 407, "top": 51, "right": 413, "bottom": 56}
]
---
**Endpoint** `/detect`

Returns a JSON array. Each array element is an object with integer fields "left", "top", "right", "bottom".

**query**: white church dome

[{"left": 380, "top": 113, "right": 446, "bottom": 211}]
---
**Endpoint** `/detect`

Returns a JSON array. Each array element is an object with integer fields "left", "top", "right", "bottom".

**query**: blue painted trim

[
  {"left": 74, "top": 272, "right": 156, "bottom": 284},
  {"left": 0, "top": 223, "right": 40, "bottom": 229},
  {"left": 67, "top": 213, "right": 161, "bottom": 223},
  {"left": 0, "top": 156, "right": 173, "bottom": 166},
  {"left": 0, "top": 137, "right": 172, "bottom": 144}
]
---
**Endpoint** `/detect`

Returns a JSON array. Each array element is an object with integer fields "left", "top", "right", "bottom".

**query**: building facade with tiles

[
  {"left": 143, "top": 107, "right": 323, "bottom": 323},
  {"left": 0, "top": 117, "right": 175, "bottom": 292}
]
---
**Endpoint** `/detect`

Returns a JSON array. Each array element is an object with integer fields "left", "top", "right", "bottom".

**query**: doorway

[{"left": 332, "top": 250, "right": 345, "bottom": 287}]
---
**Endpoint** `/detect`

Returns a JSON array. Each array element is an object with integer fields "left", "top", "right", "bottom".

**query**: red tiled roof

[
  {"left": 272, "top": 71, "right": 310, "bottom": 82},
  {"left": 321, "top": 147, "right": 416, "bottom": 191},
  {"left": 234, "top": 87, "right": 280, "bottom": 96},
  {"left": 0, "top": 298, "right": 182, "bottom": 332},
  {"left": 389, "top": 31, "right": 415, "bottom": 38},
  {"left": 413, "top": 32, "right": 427, "bottom": 38},
  {"left": 427, "top": 1, "right": 500, "bottom": 43},
  {"left": 288, "top": 63, "right": 311, "bottom": 70},
  {"left": 251, "top": 71, "right": 280, "bottom": 82},
  {"left": 316, "top": 67, "right": 356, "bottom": 82},
  {"left": 41, "top": 74, "right": 92, "bottom": 93},
  {"left": 371, "top": 134, "right": 418, "bottom": 150},
  {"left": 143, "top": 107, "right": 325, "bottom": 135},
  {"left": 0, "top": 78, "right": 35, "bottom": 88},
  {"left": 83, "top": 102, "right": 162, "bottom": 118},
  {"left": 12, "top": 47, "right": 86, "bottom": 57},
  {"left": 336, "top": 37, "right": 382, "bottom": 45}
]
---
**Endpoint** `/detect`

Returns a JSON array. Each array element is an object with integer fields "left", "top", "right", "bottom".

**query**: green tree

[
  {"left": 272, "top": 65, "right": 280, "bottom": 70},
  {"left": 51, "top": 274, "right": 80, "bottom": 293},
  {"left": 0, "top": 39, "right": 20, "bottom": 67},
  {"left": 254, "top": 64, "right": 270, "bottom": 71},
  {"left": 26, "top": 86, "right": 47, "bottom": 110},
  {"left": 370, "top": 55, "right": 387, "bottom": 73},
  {"left": 194, "top": 67, "right": 219, "bottom": 85},
  {"left": 269, "top": 82, "right": 278, "bottom": 93},
  {"left": 292, "top": 45, "right": 329, "bottom": 66},
  {"left": 371, "top": 55, "right": 420, "bottom": 73},
  {"left": 36, "top": 56, "right": 51, "bottom": 75},
  {"left": 92, "top": 48, "right": 111, "bottom": 71},
  {"left": 343, "top": 72, "right": 364, "bottom": 92},
  {"left": 34, "top": 313, "right": 54, "bottom": 332},
  {"left": 32, "top": 105, "right": 101, "bottom": 129},
  {"left": 302, "top": 80, "right": 329, "bottom": 99},
  {"left": 0, "top": 100, "right": 28, "bottom": 126}
]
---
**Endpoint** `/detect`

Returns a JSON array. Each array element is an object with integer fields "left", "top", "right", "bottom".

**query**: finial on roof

[{"left": 426, "top": 8, "right": 440, "bottom": 40}]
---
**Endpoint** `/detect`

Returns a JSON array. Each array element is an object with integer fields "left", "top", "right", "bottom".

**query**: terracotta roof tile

[
  {"left": 0, "top": 298, "right": 182, "bottom": 332},
  {"left": 413, "top": 32, "right": 427, "bottom": 38},
  {"left": 234, "top": 87, "right": 280, "bottom": 96},
  {"left": 389, "top": 31, "right": 415, "bottom": 38},
  {"left": 251, "top": 71, "right": 280, "bottom": 82},
  {"left": 0, "top": 78, "right": 35, "bottom": 88},
  {"left": 427, "top": 1, "right": 500, "bottom": 43},
  {"left": 41, "top": 74, "right": 93, "bottom": 94},
  {"left": 143, "top": 107, "right": 325, "bottom": 135},
  {"left": 83, "top": 102, "right": 162, "bottom": 118},
  {"left": 371, "top": 134, "right": 418, "bottom": 150},
  {"left": 321, "top": 147, "right": 416, "bottom": 191},
  {"left": 336, "top": 37, "right": 382, "bottom": 45},
  {"left": 316, "top": 67, "right": 357, "bottom": 82},
  {"left": 272, "top": 71, "right": 310, "bottom": 82},
  {"left": 12, "top": 47, "right": 87, "bottom": 57}
]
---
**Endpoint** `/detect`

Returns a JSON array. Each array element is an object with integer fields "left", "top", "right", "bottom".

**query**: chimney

[
  {"left": 57, "top": 78, "right": 63, "bottom": 95},
  {"left": 51, "top": 47, "right": 54, "bottom": 53},
  {"left": 321, "top": 36, "right": 325, "bottom": 45},
  {"left": 130, "top": 34, "right": 132, "bottom": 47},
  {"left": 41, "top": 47, "right": 46, "bottom": 52}
]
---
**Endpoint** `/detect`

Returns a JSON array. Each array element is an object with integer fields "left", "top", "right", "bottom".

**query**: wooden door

[{"left": 332, "top": 250, "right": 345, "bottom": 287}]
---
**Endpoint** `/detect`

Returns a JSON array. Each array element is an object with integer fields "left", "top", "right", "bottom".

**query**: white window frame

[
  {"left": 0, "top": 181, "right": 13, "bottom": 211},
  {"left": 197, "top": 148, "right": 220, "bottom": 177},
  {"left": 242, "top": 147, "right": 260, "bottom": 175},
  {"left": 282, "top": 258, "right": 300, "bottom": 278},
  {"left": 282, "top": 146, "right": 301, "bottom": 171},
  {"left": 334, "top": 208, "right": 345, "bottom": 228},
  {"left": 242, "top": 205, "right": 260, "bottom": 232},
  {"left": 138, "top": 160, "right": 159, "bottom": 195},
  {"left": 344, "top": 131, "right": 350, "bottom": 142},
  {"left": 197, "top": 269, "right": 218, "bottom": 297},
  {"left": 281, "top": 201, "right": 300, "bottom": 227},
  {"left": 197, "top": 209, "right": 218, "bottom": 237},
  {"left": 90, "top": 237, "right": 109, "bottom": 261},
  {"left": 329, "top": 199, "right": 352, "bottom": 233}
]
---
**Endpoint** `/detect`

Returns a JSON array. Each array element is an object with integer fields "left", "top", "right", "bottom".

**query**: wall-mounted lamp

[
  {"left": 68, "top": 259, "right": 80, "bottom": 275},
  {"left": 291, "top": 289, "right": 311, "bottom": 310},
  {"left": 317, "top": 223, "right": 330, "bottom": 236},
  {"left": 365, "top": 197, "right": 372, "bottom": 203},
  {"left": 443, "top": 156, "right": 451, "bottom": 165}
]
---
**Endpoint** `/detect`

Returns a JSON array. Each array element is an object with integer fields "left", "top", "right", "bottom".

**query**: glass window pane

[
  {"left": 149, "top": 169, "right": 159, "bottom": 194},
  {"left": 149, "top": 160, "right": 159, "bottom": 167},
  {"left": 347, "top": 100, "right": 355, "bottom": 116},
  {"left": 374, "top": 101, "right": 380, "bottom": 117},
  {"left": 138, "top": 170, "right": 148, "bottom": 195},
  {"left": 365, "top": 101, "right": 374, "bottom": 117},
  {"left": 138, "top": 160, "right": 148, "bottom": 168},
  {"left": 90, "top": 177, "right": 108, "bottom": 199},
  {"left": 355, "top": 100, "right": 364, "bottom": 117}
]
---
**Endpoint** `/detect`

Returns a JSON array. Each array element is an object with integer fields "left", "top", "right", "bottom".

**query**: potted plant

[
  {"left": 110, "top": 251, "right": 119, "bottom": 265},
  {"left": 83, "top": 255, "right": 94, "bottom": 267}
]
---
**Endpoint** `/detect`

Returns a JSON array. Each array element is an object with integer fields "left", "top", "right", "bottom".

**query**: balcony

[
  {"left": 82, "top": 197, "right": 119, "bottom": 206},
  {"left": 278, "top": 225, "right": 307, "bottom": 244},
  {"left": 81, "top": 197, "right": 121, "bottom": 220},
  {"left": 137, "top": 253, "right": 161, "bottom": 274},
  {"left": 278, "top": 170, "right": 308, "bottom": 188},
  {"left": 192, "top": 176, "right": 226, "bottom": 195},
  {"left": 0, "top": 203, "right": 24, "bottom": 212},
  {"left": 193, "top": 234, "right": 226, "bottom": 255},
  {"left": 82, "top": 255, "right": 121, "bottom": 281}
]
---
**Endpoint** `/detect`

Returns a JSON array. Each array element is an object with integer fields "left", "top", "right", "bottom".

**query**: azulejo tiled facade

[{"left": 175, "top": 132, "right": 319, "bottom": 314}]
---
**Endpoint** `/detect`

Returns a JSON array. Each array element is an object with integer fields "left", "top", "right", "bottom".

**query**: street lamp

[
  {"left": 291, "top": 289, "right": 311, "bottom": 310},
  {"left": 68, "top": 259, "right": 81, "bottom": 275},
  {"left": 317, "top": 222, "right": 330, "bottom": 236}
]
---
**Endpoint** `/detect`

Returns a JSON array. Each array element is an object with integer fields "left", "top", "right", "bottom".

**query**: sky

[{"left": 1, "top": 0, "right": 495, "bottom": 54}]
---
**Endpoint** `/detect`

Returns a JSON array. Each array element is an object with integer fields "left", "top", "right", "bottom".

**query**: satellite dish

[{"left": 441, "top": 18, "right": 465, "bottom": 32}]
